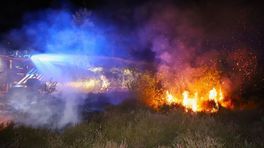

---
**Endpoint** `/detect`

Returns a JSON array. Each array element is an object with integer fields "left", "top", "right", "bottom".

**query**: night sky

[
  {"left": 0, "top": 0, "right": 263, "bottom": 50},
  {"left": 1, "top": 0, "right": 263, "bottom": 32},
  {"left": 1, "top": 0, "right": 263, "bottom": 59}
]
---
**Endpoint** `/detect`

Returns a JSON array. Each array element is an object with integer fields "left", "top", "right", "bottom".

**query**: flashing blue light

[
  {"left": 30, "top": 54, "right": 92, "bottom": 82},
  {"left": 31, "top": 54, "right": 69, "bottom": 62}
]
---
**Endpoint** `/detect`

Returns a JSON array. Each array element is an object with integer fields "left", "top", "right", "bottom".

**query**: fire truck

[
  {"left": 0, "top": 51, "right": 144, "bottom": 98},
  {"left": 0, "top": 52, "right": 34, "bottom": 96}
]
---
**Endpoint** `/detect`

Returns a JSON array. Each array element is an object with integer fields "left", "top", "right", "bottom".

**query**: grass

[{"left": 0, "top": 101, "right": 264, "bottom": 148}]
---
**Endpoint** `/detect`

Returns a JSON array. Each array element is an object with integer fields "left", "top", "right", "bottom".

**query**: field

[{"left": 0, "top": 100, "right": 263, "bottom": 148}]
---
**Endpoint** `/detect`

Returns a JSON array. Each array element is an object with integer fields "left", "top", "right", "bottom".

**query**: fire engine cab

[{"left": 0, "top": 52, "right": 33, "bottom": 96}]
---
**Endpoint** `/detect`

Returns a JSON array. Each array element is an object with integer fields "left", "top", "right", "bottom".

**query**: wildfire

[
  {"left": 135, "top": 66, "right": 235, "bottom": 113},
  {"left": 164, "top": 87, "right": 226, "bottom": 113}
]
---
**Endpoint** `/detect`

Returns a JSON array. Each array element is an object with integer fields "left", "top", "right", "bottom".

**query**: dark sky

[
  {"left": 0, "top": 0, "right": 138, "bottom": 32},
  {"left": 1, "top": 0, "right": 262, "bottom": 33},
  {"left": 0, "top": 0, "right": 86, "bottom": 32},
  {"left": 0, "top": 0, "right": 51, "bottom": 33},
  {"left": 0, "top": 0, "right": 263, "bottom": 53},
  {"left": 0, "top": 0, "right": 263, "bottom": 55}
]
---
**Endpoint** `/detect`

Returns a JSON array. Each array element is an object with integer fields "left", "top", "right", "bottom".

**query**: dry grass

[{"left": 0, "top": 102, "right": 263, "bottom": 148}]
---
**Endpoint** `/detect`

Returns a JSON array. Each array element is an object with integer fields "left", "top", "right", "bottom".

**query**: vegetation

[
  {"left": 1, "top": 72, "right": 263, "bottom": 147},
  {"left": 0, "top": 101, "right": 263, "bottom": 148}
]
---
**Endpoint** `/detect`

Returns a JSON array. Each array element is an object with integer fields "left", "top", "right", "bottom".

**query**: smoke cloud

[
  {"left": 1, "top": 8, "right": 136, "bottom": 128},
  {"left": 133, "top": 2, "right": 258, "bottom": 98},
  {"left": 0, "top": 1, "right": 262, "bottom": 127}
]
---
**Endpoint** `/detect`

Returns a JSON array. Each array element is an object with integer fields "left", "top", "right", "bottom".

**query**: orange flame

[
  {"left": 145, "top": 67, "right": 235, "bottom": 113},
  {"left": 164, "top": 87, "right": 227, "bottom": 113}
]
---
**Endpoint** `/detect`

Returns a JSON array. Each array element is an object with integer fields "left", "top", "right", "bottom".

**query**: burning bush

[
  {"left": 130, "top": 72, "right": 164, "bottom": 109},
  {"left": 131, "top": 66, "right": 235, "bottom": 113},
  {"left": 130, "top": 46, "right": 259, "bottom": 113}
]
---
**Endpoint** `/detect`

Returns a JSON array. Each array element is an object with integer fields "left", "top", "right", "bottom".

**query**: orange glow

[
  {"left": 163, "top": 87, "right": 227, "bottom": 113},
  {"left": 64, "top": 75, "right": 110, "bottom": 92},
  {"left": 145, "top": 67, "right": 234, "bottom": 113}
]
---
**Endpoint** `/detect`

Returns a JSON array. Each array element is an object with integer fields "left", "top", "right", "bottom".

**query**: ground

[{"left": 0, "top": 101, "right": 263, "bottom": 148}]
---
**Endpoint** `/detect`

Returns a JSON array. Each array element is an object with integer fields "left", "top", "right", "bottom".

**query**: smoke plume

[{"left": 0, "top": 1, "right": 262, "bottom": 127}]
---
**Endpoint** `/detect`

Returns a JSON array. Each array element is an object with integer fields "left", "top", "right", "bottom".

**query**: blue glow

[
  {"left": 17, "top": 9, "right": 130, "bottom": 57},
  {"left": 17, "top": 9, "right": 138, "bottom": 84},
  {"left": 31, "top": 54, "right": 92, "bottom": 83},
  {"left": 31, "top": 54, "right": 68, "bottom": 62}
]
